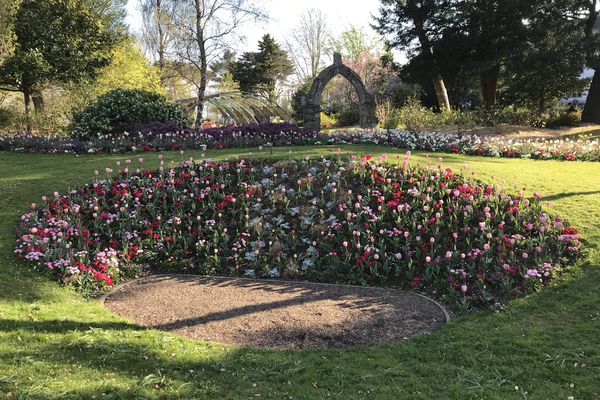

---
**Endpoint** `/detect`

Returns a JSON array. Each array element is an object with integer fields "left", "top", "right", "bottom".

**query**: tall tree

[
  {"left": 210, "top": 50, "right": 240, "bottom": 92},
  {"left": 500, "top": 1, "right": 588, "bottom": 110},
  {"left": 94, "top": 38, "right": 164, "bottom": 96},
  {"left": 375, "top": 0, "right": 452, "bottom": 111},
  {"left": 0, "top": 0, "right": 18, "bottom": 62},
  {"left": 582, "top": 0, "right": 600, "bottom": 123},
  {"left": 454, "top": 0, "right": 533, "bottom": 110},
  {"left": 168, "top": 0, "right": 265, "bottom": 126},
  {"left": 140, "top": 0, "right": 176, "bottom": 76},
  {"left": 232, "top": 34, "right": 293, "bottom": 101},
  {"left": 285, "top": 9, "right": 331, "bottom": 83},
  {"left": 0, "top": 0, "right": 116, "bottom": 132},
  {"left": 86, "top": 0, "right": 128, "bottom": 34}
]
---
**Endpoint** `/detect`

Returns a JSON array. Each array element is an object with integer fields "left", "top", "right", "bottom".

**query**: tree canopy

[
  {"left": 375, "top": 0, "right": 593, "bottom": 112},
  {"left": 232, "top": 34, "right": 294, "bottom": 101},
  {"left": 93, "top": 39, "right": 164, "bottom": 96},
  {"left": 0, "top": 0, "right": 118, "bottom": 130}
]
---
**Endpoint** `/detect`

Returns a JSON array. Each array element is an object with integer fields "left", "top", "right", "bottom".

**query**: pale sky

[{"left": 126, "top": 0, "right": 383, "bottom": 57}]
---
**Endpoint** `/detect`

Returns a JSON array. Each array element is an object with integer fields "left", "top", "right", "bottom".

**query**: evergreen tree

[
  {"left": 375, "top": 0, "right": 453, "bottom": 111},
  {"left": 255, "top": 35, "right": 294, "bottom": 101},
  {"left": 500, "top": 1, "right": 587, "bottom": 110},
  {"left": 232, "top": 35, "right": 293, "bottom": 101}
]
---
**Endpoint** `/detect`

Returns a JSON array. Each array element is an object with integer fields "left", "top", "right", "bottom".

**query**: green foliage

[
  {"left": 547, "top": 109, "right": 583, "bottom": 129},
  {"left": 210, "top": 50, "right": 240, "bottom": 93},
  {"left": 376, "top": 100, "right": 400, "bottom": 130},
  {"left": 232, "top": 34, "right": 294, "bottom": 100},
  {"left": 485, "top": 106, "right": 575, "bottom": 129},
  {"left": 0, "top": 0, "right": 117, "bottom": 91},
  {"left": 94, "top": 39, "right": 164, "bottom": 96},
  {"left": 396, "top": 98, "right": 485, "bottom": 131},
  {"left": 0, "top": 0, "right": 18, "bottom": 61},
  {"left": 83, "top": 0, "right": 128, "bottom": 35},
  {"left": 290, "top": 78, "right": 313, "bottom": 123},
  {"left": 320, "top": 112, "right": 336, "bottom": 129},
  {"left": 397, "top": 97, "right": 438, "bottom": 133},
  {"left": 336, "top": 106, "right": 360, "bottom": 128},
  {"left": 395, "top": 97, "right": 583, "bottom": 131},
  {"left": 70, "top": 89, "right": 190, "bottom": 137},
  {"left": 375, "top": 0, "right": 592, "bottom": 114},
  {"left": 0, "top": 107, "right": 16, "bottom": 129}
]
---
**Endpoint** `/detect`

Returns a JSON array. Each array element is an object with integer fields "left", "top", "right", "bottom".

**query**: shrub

[
  {"left": 397, "top": 97, "right": 437, "bottom": 132},
  {"left": 485, "top": 105, "right": 579, "bottom": 129},
  {"left": 0, "top": 108, "right": 16, "bottom": 130},
  {"left": 336, "top": 106, "right": 361, "bottom": 127},
  {"left": 70, "top": 89, "right": 190, "bottom": 138},
  {"left": 376, "top": 100, "right": 400, "bottom": 130},
  {"left": 320, "top": 112, "right": 337, "bottom": 129},
  {"left": 546, "top": 110, "right": 582, "bottom": 129}
]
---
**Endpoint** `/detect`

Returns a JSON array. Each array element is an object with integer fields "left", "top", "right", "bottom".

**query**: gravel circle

[{"left": 104, "top": 275, "right": 449, "bottom": 349}]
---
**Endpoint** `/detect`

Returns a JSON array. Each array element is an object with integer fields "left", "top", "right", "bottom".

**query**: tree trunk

[
  {"left": 32, "top": 88, "right": 44, "bottom": 113},
  {"left": 23, "top": 86, "right": 32, "bottom": 133},
  {"left": 432, "top": 76, "right": 451, "bottom": 112},
  {"left": 413, "top": 18, "right": 450, "bottom": 111},
  {"left": 194, "top": 0, "right": 208, "bottom": 127},
  {"left": 156, "top": 0, "right": 165, "bottom": 73},
  {"left": 583, "top": 69, "right": 600, "bottom": 123},
  {"left": 582, "top": 4, "right": 600, "bottom": 123},
  {"left": 480, "top": 65, "right": 499, "bottom": 111},
  {"left": 196, "top": 72, "right": 207, "bottom": 126}
]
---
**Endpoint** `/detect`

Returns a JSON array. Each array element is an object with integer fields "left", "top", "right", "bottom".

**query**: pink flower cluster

[{"left": 15, "top": 154, "right": 582, "bottom": 308}]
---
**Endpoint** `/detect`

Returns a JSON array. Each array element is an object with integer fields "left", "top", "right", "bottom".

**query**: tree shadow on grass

[
  {"left": 542, "top": 190, "right": 600, "bottom": 202},
  {"left": 1, "top": 261, "right": 600, "bottom": 399},
  {"left": 0, "top": 319, "right": 142, "bottom": 334},
  {"left": 0, "top": 309, "right": 446, "bottom": 399},
  {"left": 0, "top": 336, "right": 231, "bottom": 399}
]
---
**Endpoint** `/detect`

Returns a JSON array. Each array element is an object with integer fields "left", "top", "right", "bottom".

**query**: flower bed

[
  {"left": 1, "top": 123, "right": 599, "bottom": 161},
  {"left": 15, "top": 155, "right": 582, "bottom": 309}
]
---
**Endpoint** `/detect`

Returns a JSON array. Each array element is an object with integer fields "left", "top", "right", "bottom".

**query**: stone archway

[{"left": 303, "top": 53, "right": 377, "bottom": 131}]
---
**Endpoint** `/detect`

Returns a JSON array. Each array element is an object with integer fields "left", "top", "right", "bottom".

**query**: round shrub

[
  {"left": 336, "top": 106, "right": 361, "bottom": 127},
  {"left": 0, "top": 107, "right": 17, "bottom": 130},
  {"left": 16, "top": 156, "right": 581, "bottom": 308},
  {"left": 70, "top": 89, "right": 190, "bottom": 138}
]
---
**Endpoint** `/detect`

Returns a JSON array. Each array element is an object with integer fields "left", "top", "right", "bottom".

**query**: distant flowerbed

[
  {"left": 16, "top": 156, "right": 582, "bottom": 309},
  {"left": 1, "top": 122, "right": 599, "bottom": 162}
]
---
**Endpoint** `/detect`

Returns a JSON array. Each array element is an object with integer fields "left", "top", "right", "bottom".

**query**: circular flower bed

[{"left": 16, "top": 155, "right": 582, "bottom": 309}]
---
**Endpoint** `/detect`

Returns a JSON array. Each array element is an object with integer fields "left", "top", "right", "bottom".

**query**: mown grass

[{"left": 0, "top": 145, "right": 599, "bottom": 399}]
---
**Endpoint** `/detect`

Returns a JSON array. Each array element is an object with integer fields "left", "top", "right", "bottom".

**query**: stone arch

[{"left": 303, "top": 53, "right": 377, "bottom": 131}]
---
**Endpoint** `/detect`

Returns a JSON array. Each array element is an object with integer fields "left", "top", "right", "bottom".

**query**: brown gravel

[{"left": 104, "top": 275, "right": 448, "bottom": 349}]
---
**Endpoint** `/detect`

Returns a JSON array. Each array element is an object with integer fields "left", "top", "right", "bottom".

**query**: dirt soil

[{"left": 104, "top": 276, "right": 448, "bottom": 349}]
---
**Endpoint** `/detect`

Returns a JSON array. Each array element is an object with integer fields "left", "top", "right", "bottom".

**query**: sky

[{"left": 125, "top": 0, "right": 383, "bottom": 56}]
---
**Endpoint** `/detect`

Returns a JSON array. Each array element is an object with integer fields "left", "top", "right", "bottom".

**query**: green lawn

[{"left": 1, "top": 145, "right": 599, "bottom": 400}]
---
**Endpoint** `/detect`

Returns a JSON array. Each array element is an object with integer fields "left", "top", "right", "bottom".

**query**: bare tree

[
  {"left": 285, "top": 9, "right": 331, "bottom": 83},
  {"left": 140, "top": 0, "right": 176, "bottom": 73},
  {"left": 168, "top": 0, "right": 266, "bottom": 126}
]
